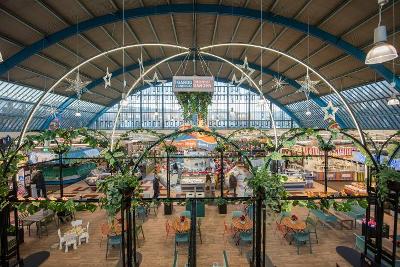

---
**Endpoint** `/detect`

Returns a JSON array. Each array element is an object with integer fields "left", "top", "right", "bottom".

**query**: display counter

[
  {"left": 180, "top": 177, "right": 205, "bottom": 192},
  {"left": 314, "top": 171, "right": 357, "bottom": 181}
]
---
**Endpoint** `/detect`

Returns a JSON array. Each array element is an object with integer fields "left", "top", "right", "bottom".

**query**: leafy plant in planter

[
  {"left": 377, "top": 167, "right": 400, "bottom": 201},
  {"left": 175, "top": 92, "right": 213, "bottom": 122},
  {"left": 97, "top": 173, "right": 140, "bottom": 220},
  {"left": 163, "top": 144, "right": 178, "bottom": 154},
  {"left": 216, "top": 197, "right": 228, "bottom": 214},
  {"left": 246, "top": 164, "right": 289, "bottom": 212}
]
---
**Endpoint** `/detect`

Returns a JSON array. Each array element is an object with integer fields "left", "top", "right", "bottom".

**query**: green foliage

[
  {"left": 316, "top": 134, "right": 335, "bottom": 152},
  {"left": 216, "top": 197, "right": 227, "bottom": 206},
  {"left": 17, "top": 199, "right": 97, "bottom": 214},
  {"left": 246, "top": 164, "right": 288, "bottom": 212},
  {"left": 97, "top": 173, "right": 140, "bottom": 219},
  {"left": 163, "top": 144, "right": 178, "bottom": 154},
  {"left": 377, "top": 167, "right": 400, "bottom": 201},
  {"left": 175, "top": 92, "right": 213, "bottom": 122}
]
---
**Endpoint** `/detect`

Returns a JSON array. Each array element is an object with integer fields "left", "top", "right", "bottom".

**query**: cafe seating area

[{"left": 14, "top": 203, "right": 365, "bottom": 267}]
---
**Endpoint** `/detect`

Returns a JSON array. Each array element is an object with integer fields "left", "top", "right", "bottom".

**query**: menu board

[{"left": 173, "top": 76, "right": 214, "bottom": 92}]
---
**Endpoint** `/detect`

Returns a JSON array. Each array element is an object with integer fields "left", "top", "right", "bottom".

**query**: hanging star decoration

[
  {"left": 322, "top": 101, "right": 338, "bottom": 122},
  {"left": 48, "top": 106, "right": 58, "bottom": 118},
  {"left": 144, "top": 72, "right": 167, "bottom": 86},
  {"left": 296, "top": 69, "right": 319, "bottom": 95},
  {"left": 230, "top": 56, "right": 255, "bottom": 87},
  {"left": 138, "top": 53, "right": 145, "bottom": 84},
  {"left": 103, "top": 67, "right": 112, "bottom": 88},
  {"left": 66, "top": 71, "right": 90, "bottom": 99},
  {"left": 271, "top": 76, "right": 288, "bottom": 92},
  {"left": 0, "top": 52, "right": 3, "bottom": 63}
]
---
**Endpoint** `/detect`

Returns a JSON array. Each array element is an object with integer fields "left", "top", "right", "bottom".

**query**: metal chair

[
  {"left": 106, "top": 235, "right": 122, "bottom": 259},
  {"left": 292, "top": 231, "right": 312, "bottom": 255},
  {"left": 305, "top": 217, "right": 318, "bottom": 243},
  {"left": 238, "top": 232, "right": 253, "bottom": 255}
]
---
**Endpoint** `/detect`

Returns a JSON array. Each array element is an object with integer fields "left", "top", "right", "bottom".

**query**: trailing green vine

[{"left": 175, "top": 92, "right": 213, "bottom": 122}]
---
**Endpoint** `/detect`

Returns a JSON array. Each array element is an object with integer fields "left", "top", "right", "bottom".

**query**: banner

[{"left": 173, "top": 76, "right": 214, "bottom": 92}]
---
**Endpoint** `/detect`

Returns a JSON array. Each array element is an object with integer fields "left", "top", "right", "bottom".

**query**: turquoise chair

[
  {"left": 238, "top": 232, "right": 253, "bottom": 255},
  {"left": 305, "top": 217, "right": 318, "bottom": 243},
  {"left": 232, "top": 210, "right": 243, "bottom": 218},
  {"left": 181, "top": 210, "right": 191, "bottom": 218},
  {"left": 292, "top": 231, "right": 312, "bottom": 255},
  {"left": 175, "top": 232, "right": 189, "bottom": 247},
  {"left": 106, "top": 235, "right": 122, "bottom": 259},
  {"left": 186, "top": 201, "right": 205, "bottom": 217},
  {"left": 136, "top": 206, "right": 147, "bottom": 221}
]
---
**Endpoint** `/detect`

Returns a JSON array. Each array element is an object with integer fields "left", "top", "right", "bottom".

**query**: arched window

[{"left": 94, "top": 81, "right": 296, "bottom": 130}]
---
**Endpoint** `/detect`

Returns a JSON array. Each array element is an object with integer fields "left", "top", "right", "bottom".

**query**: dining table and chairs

[
  {"left": 20, "top": 209, "right": 55, "bottom": 238},
  {"left": 278, "top": 214, "right": 313, "bottom": 254},
  {"left": 58, "top": 220, "right": 90, "bottom": 253}
]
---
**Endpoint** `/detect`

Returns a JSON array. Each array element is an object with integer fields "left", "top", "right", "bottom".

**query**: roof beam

[
  {"left": 260, "top": 0, "right": 399, "bottom": 86},
  {"left": 253, "top": 0, "right": 351, "bottom": 84},
  {"left": 0, "top": 3, "right": 398, "bottom": 93}
]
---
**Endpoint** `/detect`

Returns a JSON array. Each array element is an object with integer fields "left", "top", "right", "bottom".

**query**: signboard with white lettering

[{"left": 173, "top": 76, "right": 214, "bottom": 92}]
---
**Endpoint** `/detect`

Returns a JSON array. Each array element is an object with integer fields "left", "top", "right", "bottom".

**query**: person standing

[
  {"left": 205, "top": 174, "right": 212, "bottom": 196},
  {"left": 32, "top": 170, "right": 47, "bottom": 197},
  {"left": 229, "top": 173, "right": 238, "bottom": 197},
  {"left": 153, "top": 175, "right": 160, "bottom": 199}
]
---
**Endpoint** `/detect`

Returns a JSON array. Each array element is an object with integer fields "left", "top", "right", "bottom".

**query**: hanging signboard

[{"left": 173, "top": 76, "right": 214, "bottom": 92}]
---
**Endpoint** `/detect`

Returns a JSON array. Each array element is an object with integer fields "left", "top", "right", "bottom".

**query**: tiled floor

[{"left": 18, "top": 204, "right": 359, "bottom": 267}]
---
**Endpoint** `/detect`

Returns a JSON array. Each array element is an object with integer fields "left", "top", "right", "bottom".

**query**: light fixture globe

[
  {"left": 365, "top": 26, "right": 398, "bottom": 64},
  {"left": 305, "top": 110, "right": 312, "bottom": 116},
  {"left": 121, "top": 92, "right": 129, "bottom": 106},
  {"left": 387, "top": 95, "right": 400, "bottom": 106},
  {"left": 75, "top": 111, "right": 81, "bottom": 117}
]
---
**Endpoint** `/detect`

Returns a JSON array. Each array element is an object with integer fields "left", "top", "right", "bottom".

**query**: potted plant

[
  {"left": 164, "top": 199, "right": 173, "bottom": 215},
  {"left": 377, "top": 167, "right": 400, "bottom": 200},
  {"left": 216, "top": 197, "right": 227, "bottom": 214}
]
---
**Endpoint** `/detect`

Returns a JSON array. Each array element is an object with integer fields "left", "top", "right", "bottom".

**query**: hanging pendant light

[
  {"left": 75, "top": 109, "right": 81, "bottom": 117},
  {"left": 305, "top": 109, "right": 312, "bottom": 116},
  {"left": 365, "top": 0, "right": 398, "bottom": 64},
  {"left": 387, "top": 94, "right": 400, "bottom": 106},
  {"left": 121, "top": 92, "right": 128, "bottom": 106},
  {"left": 229, "top": 108, "right": 235, "bottom": 117}
]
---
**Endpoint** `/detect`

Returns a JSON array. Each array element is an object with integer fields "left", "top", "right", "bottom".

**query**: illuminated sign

[{"left": 173, "top": 76, "right": 214, "bottom": 92}]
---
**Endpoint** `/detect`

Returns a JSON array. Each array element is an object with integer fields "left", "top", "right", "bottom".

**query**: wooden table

[
  {"left": 281, "top": 216, "right": 306, "bottom": 231},
  {"left": 232, "top": 217, "right": 253, "bottom": 232},
  {"left": 21, "top": 210, "right": 54, "bottom": 238},
  {"left": 172, "top": 217, "right": 191, "bottom": 233}
]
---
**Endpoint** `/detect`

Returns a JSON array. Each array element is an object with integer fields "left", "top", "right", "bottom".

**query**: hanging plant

[
  {"left": 376, "top": 167, "right": 400, "bottom": 201},
  {"left": 316, "top": 135, "right": 335, "bottom": 152},
  {"left": 97, "top": 173, "right": 140, "bottom": 220},
  {"left": 175, "top": 92, "right": 213, "bottom": 121}
]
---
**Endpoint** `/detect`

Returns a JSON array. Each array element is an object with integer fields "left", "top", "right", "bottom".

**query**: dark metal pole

[
  {"left": 189, "top": 199, "right": 197, "bottom": 267},
  {"left": 262, "top": 207, "right": 266, "bottom": 266},
  {"left": 59, "top": 153, "right": 63, "bottom": 198},
  {"left": 255, "top": 194, "right": 262, "bottom": 267},
  {"left": 324, "top": 150, "right": 328, "bottom": 193},
  {"left": 375, "top": 199, "right": 384, "bottom": 264},
  {"left": 121, "top": 196, "right": 126, "bottom": 267},
  {"left": 0, "top": 205, "right": 9, "bottom": 267},
  {"left": 252, "top": 200, "right": 255, "bottom": 266},
  {"left": 133, "top": 205, "right": 137, "bottom": 267},
  {"left": 220, "top": 151, "right": 224, "bottom": 197},
  {"left": 127, "top": 198, "right": 132, "bottom": 267},
  {"left": 167, "top": 152, "right": 170, "bottom": 198},
  {"left": 392, "top": 192, "right": 398, "bottom": 264}
]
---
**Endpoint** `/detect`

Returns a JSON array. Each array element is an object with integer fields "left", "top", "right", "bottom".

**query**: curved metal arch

[
  {"left": 110, "top": 51, "right": 279, "bottom": 150},
  {"left": 17, "top": 43, "right": 189, "bottom": 145},
  {"left": 86, "top": 76, "right": 302, "bottom": 129},
  {"left": 201, "top": 44, "right": 365, "bottom": 144},
  {"left": 44, "top": 55, "right": 346, "bottom": 129},
  {"left": 0, "top": 4, "right": 398, "bottom": 92}
]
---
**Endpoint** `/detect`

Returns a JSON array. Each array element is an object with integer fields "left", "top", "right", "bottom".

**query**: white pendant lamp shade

[
  {"left": 388, "top": 95, "right": 400, "bottom": 106},
  {"left": 121, "top": 93, "right": 128, "bottom": 106},
  {"left": 365, "top": 26, "right": 398, "bottom": 64},
  {"left": 75, "top": 110, "right": 81, "bottom": 117},
  {"left": 305, "top": 109, "right": 312, "bottom": 116}
]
